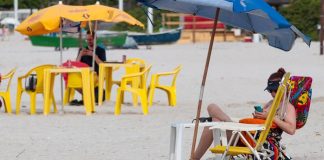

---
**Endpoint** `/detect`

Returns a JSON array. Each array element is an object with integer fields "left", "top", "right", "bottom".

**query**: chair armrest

[
  {"left": 154, "top": 71, "right": 176, "bottom": 77},
  {"left": 209, "top": 122, "right": 265, "bottom": 132},
  {"left": 121, "top": 72, "right": 142, "bottom": 80}
]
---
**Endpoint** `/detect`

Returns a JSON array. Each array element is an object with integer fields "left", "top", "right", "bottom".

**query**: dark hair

[
  {"left": 86, "top": 30, "right": 95, "bottom": 38},
  {"left": 268, "top": 68, "right": 286, "bottom": 81}
]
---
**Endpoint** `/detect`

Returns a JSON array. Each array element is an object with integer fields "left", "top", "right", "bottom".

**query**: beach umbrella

[
  {"left": 16, "top": 1, "right": 144, "bottom": 114},
  {"left": 0, "top": 17, "right": 20, "bottom": 25},
  {"left": 137, "top": 0, "right": 311, "bottom": 158}
]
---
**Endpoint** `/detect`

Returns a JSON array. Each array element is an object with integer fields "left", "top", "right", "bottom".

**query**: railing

[{"left": 162, "top": 13, "right": 228, "bottom": 43}]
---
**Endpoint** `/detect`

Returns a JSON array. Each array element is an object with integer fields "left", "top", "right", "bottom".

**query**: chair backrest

[
  {"left": 0, "top": 68, "right": 16, "bottom": 92},
  {"left": 62, "top": 61, "right": 89, "bottom": 87},
  {"left": 288, "top": 76, "right": 312, "bottom": 129},
  {"left": 255, "top": 72, "right": 290, "bottom": 150},
  {"left": 125, "top": 58, "right": 146, "bottom": 74},
  {"left": 140, "top": 65, "right": 152, "bottom": 89},
  {"left": 171, "top": 65, "right": 182, "bottom": 86},
  {"left": 26, "top": 64, "right": 56, "bottom": 92}
]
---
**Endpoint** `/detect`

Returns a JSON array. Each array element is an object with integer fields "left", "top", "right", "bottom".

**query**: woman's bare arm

[{"left": 273, "top": 103, "right": 296, "bottom": 135}]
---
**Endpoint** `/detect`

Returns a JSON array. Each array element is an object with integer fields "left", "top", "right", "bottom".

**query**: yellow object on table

[
  {"left": 98, "top": 62, "right": 140, "bottom": 106},
  {"left": 43, "top": 67, "right": 94, "bottom": 115}
]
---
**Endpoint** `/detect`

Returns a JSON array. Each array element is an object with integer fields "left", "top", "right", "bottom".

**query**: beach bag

[
  {"left": 25, "top": 74, "right": 37, "bottom": 91},
  {"left": 288, "top": 76, "right": 312, "bottom": 129}
]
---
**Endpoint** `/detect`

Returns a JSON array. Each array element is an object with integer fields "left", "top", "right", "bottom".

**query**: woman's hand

[{"left": 252, "top": 111, "right": 268, "bottom": 120}]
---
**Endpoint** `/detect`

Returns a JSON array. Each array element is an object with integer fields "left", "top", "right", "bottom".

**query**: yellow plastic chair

[
  {"left": 209, "top": 73, "right": 290, "bottom": 160},
  {"left": 112, "top": 58, "right": 146, "bottom": 86},
  {"left": 16, "top": 64, "right": 57, "bottom": 115},
  {"left": 148, "top": 65, "right": 182, "bottom": 107},
  {"left": 113, "top": 58, "right": 146, "bottom": 106},
  {"left": 115, "top": 65, "right": 152, "bottom": 115},
  {"left": 63, "top": 71, "right": 96, "bottom": 112},
  {"left": 0, "top": 68, "right": 16, "bottom": 114}
]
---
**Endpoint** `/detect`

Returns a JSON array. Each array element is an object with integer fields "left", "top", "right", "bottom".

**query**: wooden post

[
  {"left": 192, "top": 15, "right": 196, "bottom": 43},
  {"left": 190, "top": 8, "right": 221, "bottom": 160},
  {"left": 320, "top": 0, "right": 324, "bottom": 55}
]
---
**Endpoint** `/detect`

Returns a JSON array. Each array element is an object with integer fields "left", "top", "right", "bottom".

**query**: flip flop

[{"left": 69, "top": 99, "right": 79, "bottom": 106}]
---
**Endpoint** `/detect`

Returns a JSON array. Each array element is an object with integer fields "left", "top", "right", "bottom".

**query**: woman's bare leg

[{"left": 193, "top": 103, "right": 231, "bottom": 160}]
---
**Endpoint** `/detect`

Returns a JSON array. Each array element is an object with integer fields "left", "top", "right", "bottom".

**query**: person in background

[{"left": 70, "top": 30, "right": 106, "bottom": 105}]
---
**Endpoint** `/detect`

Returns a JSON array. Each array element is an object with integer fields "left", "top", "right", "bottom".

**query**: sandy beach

[{"left": 0, "top": 34, "right": 323, "bottom": 160}]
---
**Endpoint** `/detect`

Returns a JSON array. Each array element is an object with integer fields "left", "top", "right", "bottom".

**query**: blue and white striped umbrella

[{"left": 137, "top": 0, "right": 311, "bottom": 51}]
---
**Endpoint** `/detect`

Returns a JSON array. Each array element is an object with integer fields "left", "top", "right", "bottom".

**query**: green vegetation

[{"left": 279, "top": 0, "right": 320, "bottom": 40}]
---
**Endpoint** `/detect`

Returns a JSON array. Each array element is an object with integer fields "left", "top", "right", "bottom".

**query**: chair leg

[
  {"left": 168, "top": 89, "right": 177, "bottom": 107},
  {"left": 121, "top": 90, "right": 124, "bottom": 104},
  {"left": 63, "top": 88, "right": 70, "bottom": 105},
  {"left": 3, "top": 94, "right": 12, "bottom": 114},
  {"left": 114, "top": 88, "right": 123, "bottom": 115},
  {"left": 16, "top": 91, "right": 23, "bottom": 114},
  {"left": 139, "top": 91, "right": 148, "bottom": 115},
  {"left": 148, "top": 85, "right": 155, "bottom": 107},
  {"left": 30, "top": 93, "right": 36, "bottom": 115},
  {"left": 51, "top": 94, "right": 57, "bottom": 113}
]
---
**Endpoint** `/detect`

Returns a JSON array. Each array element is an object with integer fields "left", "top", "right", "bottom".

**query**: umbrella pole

[
  {"left": 59, "top": 18, "right": 64, "bottom": 114},
  {"left": 190, "top": 8, "right": 220, "bottom": 160},
  {"left": 92, "top": 20, "right": 98, "bottom": 70}
]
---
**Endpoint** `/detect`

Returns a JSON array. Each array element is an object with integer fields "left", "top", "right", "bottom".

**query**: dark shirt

[{"left": 79, "top": 46, "right": 106, "bottom": 74}]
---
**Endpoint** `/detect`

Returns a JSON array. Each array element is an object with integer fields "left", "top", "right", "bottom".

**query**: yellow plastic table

[
  {"left": 98, "top": 63, "right": 140, "bottom": 106},
  {"left": 43, "top": 67, "right": 95, "bottom": 115}
]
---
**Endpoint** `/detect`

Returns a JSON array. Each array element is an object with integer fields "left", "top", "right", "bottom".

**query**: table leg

[
  {"left": 90, "top": 72, "right": 95, "bottom": 112},
  {"left": 81, "top": 69, "right": 92, "bottom": 115},
  {"left": 105, "top": 67, "right": 113, "bottom": 101},
  {"left": 175, "top": 124, "right": 183, "bottom": 160},
  {"left": 98, "top": 65, "right": 105, "bottom": 106},
  {"left": 43, "top": 71, "right": 51, "bottom": 115},
  {"left": 170, "top": 125, "right": 176, "bottom": 160}
]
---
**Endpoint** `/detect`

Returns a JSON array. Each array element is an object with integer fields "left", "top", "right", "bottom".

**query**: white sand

[{"left": 0, "top": 34, "right": 323, "bottom": 160}]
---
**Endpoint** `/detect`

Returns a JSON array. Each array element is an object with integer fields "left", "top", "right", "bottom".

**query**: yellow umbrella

[{"left": 16, "top": 2, "right": 144, "bottom": 36}]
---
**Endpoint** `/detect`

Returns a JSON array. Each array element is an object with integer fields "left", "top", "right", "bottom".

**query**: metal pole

[
  {"left": 14, "top": 0, "right": 18, "bottom": 24},
  {"left": 148, "top": 7, "right": 153, "bottom": 34},
  {"left": 119, "top": 0, "right": 124, "bottom": 11},
  {"left": 59, "top": 18, "right": 64, "bottom": 114},
  {"left": 79, "top": 0, "right": 83, "bottom": 49},
  {"left": 92, "top": 21, "right": 98, "bottom": 70},
  {"left": 320, "top": 0, "right": 324, "bottom": 55},
  {"left": 190, "top": 8, "right": 220, "bottom": 160}
]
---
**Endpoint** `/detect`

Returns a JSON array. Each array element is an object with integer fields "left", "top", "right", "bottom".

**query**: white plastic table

[{"left": 169, "top": 122, "right": 222, "bottom": 160}]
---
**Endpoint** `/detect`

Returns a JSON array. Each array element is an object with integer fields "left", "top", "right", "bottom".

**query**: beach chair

[
  {"left": 208, "top": 73, "right": 291, "bottom": 160},
  {"left": 114, "top": 65, "right": 152, "bottom": 115},
  {"left": 60, "top": 61, "right": 91, "bottom": 105},
  {"left": 16, "top": 64, "right": 57, "bottom": 115},
  {"left": 62, "top": 71, "right": 96, "bottom": 111},
  {"left": 113, "top": 58, "right": 146, "bottom": 106},
  {"left": 148, "top": 65, "right": 182, "bottom": 107},
  {"left": 0, "top": 68, "right": 16, "bottom": 114}
]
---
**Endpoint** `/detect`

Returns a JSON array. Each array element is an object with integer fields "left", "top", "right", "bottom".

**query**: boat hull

[
  {"left": 29, "top": 33, "right": 127, "bottom": 48},
  {"left": 129, "top": 28, "right": 181, "bottom": 45}
]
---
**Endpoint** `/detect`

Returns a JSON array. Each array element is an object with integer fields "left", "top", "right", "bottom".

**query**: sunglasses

[
  {"left": 192, "top": 117, "right": 213, "bottom": 123},
  {"left": 268, "top": 89, "right": 277, "bottom": 93}
]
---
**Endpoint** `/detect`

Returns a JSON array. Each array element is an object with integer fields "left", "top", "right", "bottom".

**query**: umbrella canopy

[
  {"left": 1, "top": 17, "right": 20, "bottom": 25},
  {"left": 16, "top": 2, "right": 144, "bottom": 36},
  {"left": 137, "top": 0, "right": 311, "bottom": 51}
]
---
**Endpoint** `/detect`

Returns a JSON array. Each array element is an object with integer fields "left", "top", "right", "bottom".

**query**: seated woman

[{"left": 193, "top": 68, "right": 296, "bottom": 160}]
